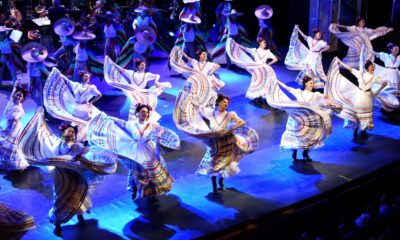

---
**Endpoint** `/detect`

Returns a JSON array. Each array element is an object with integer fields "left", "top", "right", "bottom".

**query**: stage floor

[{"left": 1, "top": 60, "right": 400, "bottom": 240}]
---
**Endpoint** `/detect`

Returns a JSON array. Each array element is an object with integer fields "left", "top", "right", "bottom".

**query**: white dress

[
  {"left": 284, "top": 28, "right": 327, "bottom": 89},
  {"left": 228, "top": 40, "right": 278, "bottom": 99},
  {"left": 197, "top": 110, "right": 246, "bottom": 177},
  {"left": 304, "top": 36, "right": 328, "bottom": 86},
  {"left": 374, "top": 52, "right": 400, "bottom": 89},
  {"left": 131, "top": 72, "right": 160, "bottom": 89},
  {"left": 17, "top": 108, "right": 117, "bottom": 226},
  {"left": 0, "top": 102, "right": 29, "bottom": 170},
  {"left": 279, "top": 88, "right": 331, "bottom": 150},
  {"left": 329, "top": 24, "right": 392, "bottom": 69},
  {"left": 350, "top": 69, "right": 378, "bottom": 130},
  {"left": 190, "top": 59, "right": 225, "bottom": 90},
  {"left": 67, "top": 81, "right": 102, "bottom": 120},
  {"left": 87, "top": 112, "right": 179, "bottom": 198},
  {"left": 124, "top": 120, "right": 173, "bottom": 197}
]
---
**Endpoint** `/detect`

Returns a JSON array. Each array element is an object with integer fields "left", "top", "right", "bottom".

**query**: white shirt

[
  {"left": 74, "top": 43, "right": 88, "bottom": 61},
  {"left": 351, "top": 69, "right": 380, "bottom": 91},
  {"left": 60, "top": 36, "right": 75, "bottom": 46},
  {"left": 183, "top": 25, "right": 195, "bottom": 42},
  {"left": 227, "top": 20, "right": 238, "bottom": 36},
  {"left": 306, "top": 36, "right": 328, "bottom": 52},
  {"left": 378, "top": 52, "right": 400, "bottom": 68},
  {"left": 104, "top": 24, "right": 117, "bottom": 38}
]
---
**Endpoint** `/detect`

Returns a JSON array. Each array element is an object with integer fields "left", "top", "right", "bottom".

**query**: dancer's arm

[
  {"left": 276, "top": 79, "right": 291, "bottom": 92},
  {"left": 229, "top": 112, "right": 245, "bottom": 134},
  {"left": 295, "top": 25, "right": 307, "bottom": 39},
  {"left": 374, "top": 81, "right": 388, "bottom": 96},
  {"left": 337, "top": 59, "right": 352, "bottom": 72}
]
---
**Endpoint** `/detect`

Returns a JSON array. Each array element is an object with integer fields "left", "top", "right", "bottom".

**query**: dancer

[
  {"left": 0, "top": 82, "right": 29, "bottom": 171},
  {"left": 117, "top": 5, "right": 163, "bottom": 69},
  {"left": 0, "top": 26, "right": 16, "bottom": 85},
  {"left": 276, "top": 76, "right": 334, "bottom": 162},
  {"left": 330, "top": 18, "right": 393, "bottom": 68},
  {"left": 175, "top": 14, "right": 206, "bottom": 59},
  {"left": 44, "top": 68, "right": 102, "bottom": 141},
  {"left": 181, "top": 49, "right": 225, "bottom": 106},
  {"left": 226, "top": 35, "right": 341, "bottom": 164},
  {"left": 371, "top": 43, "right": 400, "bottom": 90},
  {"left": 211, "top": 9, "right": 252, "bottom": 66},
  {"left": 255, "top": 4, "right": 282, "bottom": 59},
  {"left": 18, "top": 109, "right": 117, "bottom": 237},
  {"left": 52, "top": 17, "right": 76, "bottom": 71},
  {"left": 285, "top": 25, "right": 329, "bottom": 89},
  {"left": 88, "top": 104, "right": 180, "bottom": 204},
  {"left": 198, "top": 94, "right": 249, "bottom": 193},
  {"left": 104, "top": 56, "right": 170, "bottom": 121},
  {"left": 0, "top": 201, "right": 35, "bottom": 239},
  {"left": 226, "top": 38, "right": 277, "bottom": 103},
  {"left": 103, "top": 11, "right": 127, "bottom": 61},
  {"left": 212, "top": 0, "right": 232, "bottom": 42},
  {"left": 170, "top": 49, "right": 259, "bottom": 194},
  {"left": 329, "top": 58, "right": 388, "bottom": 138},
  {"left": 22, "top": 42, "right": 50, "bottom": 106},
  {"left": 70, "top": 30, "right": 102, "bottom": 82}
]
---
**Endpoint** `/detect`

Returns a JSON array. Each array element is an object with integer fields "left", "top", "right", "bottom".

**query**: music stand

[{"left": 31, "top": 17, "right": 51, "bottom": 27}]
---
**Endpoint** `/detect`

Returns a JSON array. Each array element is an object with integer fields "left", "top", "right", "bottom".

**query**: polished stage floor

[{"left": 1, "top": 58, "right": 400, "bottom": 240}]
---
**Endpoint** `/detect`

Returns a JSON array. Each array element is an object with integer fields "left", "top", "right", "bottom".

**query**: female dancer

[
  {"left": 371, "top": 43, "right": 400, "bottom": 89},
  {"left": 170, "top": 49, "right": 259, "bottom": 193},
  {"left": 0, "top": 82, "right": 29, "bottom": 171},
  {"left": 131, "top": 59, "right": 160, "bottom": 89},
  {"left": 334, "top": 59, "right": 388, "bottom": 137},
  {"left": 104, "top": 56, "right": 170, "bottom": 121},
  {"left": 227, "top": 37, "right": 277, "bottom": 103},
  {"left": 197, "top": 94, "right": 249, "bottom": 192},
  {"left": 181, "top": 49, "right": 225, "bottom": 96},
  {"left": 18, "top": 109, "right": 117, "bottom": 237},
  {"left": 44, "top": 69, "right": 102, "bottom": 142},
  {"left": 285, "top": 25, "right": 329, "bottom": 89},
  {"left": 276, "top": 76, "right": 333, "bottom": 162},
  {"left": 88, "top": 104, "right": 180, "bottom": 204},
  {"left": 330, "top": 18, "right": 393, "bottom": 68},
  {"left": 226, "top": 36, "right": 339, "bottom": 164}
]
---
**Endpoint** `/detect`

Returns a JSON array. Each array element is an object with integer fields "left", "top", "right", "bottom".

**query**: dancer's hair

[
  {"left": 302, "top": 76, "right": 314, "bottom": 88},
  {"left": 196, "top": 49, "right": 207, "bottom": 57},
  {"left": 257, "top": 37, "right": 266, "bottom": 44},
  {"left": 216, "top": 94, "right": 231, "bottom": 106},
  {"left": 14, "top": 86, "right": 28, "bottom": 102},
  {"left": 59, "top": 122, "right": 78, "bottom": 140},
  {"left": 79, "top": 71, "right": 92, "bottom": 81},
  {"left": 135, "top": 58, "right": 145, "bottom": 69},
  {"left": 387, "top": 43, "right": 399, "bottom": 53},
  {"left": 356, "top": 17, "right": 365, "bottom": 25},
  {"left": 135, "top": 103, "right": 152, "bottom": 118},
  {"left": 313, "top": 28, "right": 321, "bottom": 36},
  {"left": 364, "top": 60, "right": 374, "bottom": 71}
]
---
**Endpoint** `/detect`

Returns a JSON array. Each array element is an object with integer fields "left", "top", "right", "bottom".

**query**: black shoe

[
  {"left": 292, "top": 150, "right": 298, "bottom": 163},
  {"left": 147, "top": 196, "right": 159, "bottom": 205},
  {"left": 211, "top": 176, "right": 218, "bottom": 194},
  {"left": 53, "top": 224, "right": 62, "bottom": 237},
  {"left": 360, "top": 130, "right": 368, "bottom": 138},
  {"left": 132, "top": 186, "right": 138, "bottom": 201},
  {"left": 77, "top": 214, "right": 86, "bottom": 227},
  {"left": 353, "top": 128, "right": 359, "bottom": 138},
  {"left": 218, "top": 177, "right": 225, "bottom": 191},
  {"left": 303, "top": 150, "right": 312, "bottom": 163}
]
